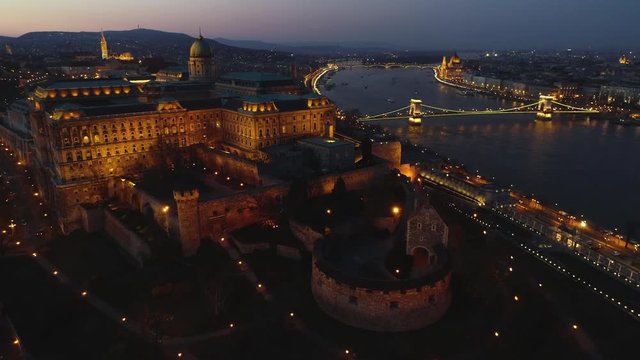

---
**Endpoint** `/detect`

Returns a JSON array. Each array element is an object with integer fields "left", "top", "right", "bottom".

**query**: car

[
  {"left": 589, "top": 244, "right": 602, "bottom": 251},
  {"left": 612, "top": 251, "right": 621, "bottom": 256}
]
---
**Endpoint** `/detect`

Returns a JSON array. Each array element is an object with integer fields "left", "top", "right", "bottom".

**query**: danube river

[{"left": 322, "top": 67, "right": 640, "bottom": 230}]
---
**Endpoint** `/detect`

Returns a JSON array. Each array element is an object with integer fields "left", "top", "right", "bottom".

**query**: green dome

[{"left": 189, "top": 35, "right": 212, "bottom": 58}]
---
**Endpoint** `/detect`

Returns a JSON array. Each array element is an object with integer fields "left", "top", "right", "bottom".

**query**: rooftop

[
  {"left": 297, "top": 137, "right": 352, "bottom": 148},
  {"left": 238, "top": 93, "right": 320, "bottom": 103},
  {"left": 220, "top": 72, "right": 292, "bottom": 83},
  {"left": 40, "top": 79, "right": 132, "bottom": 90}
]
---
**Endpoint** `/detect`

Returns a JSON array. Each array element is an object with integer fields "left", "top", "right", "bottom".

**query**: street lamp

[{"left": 392, "top": 206, "right": 401, "bottom": 216}]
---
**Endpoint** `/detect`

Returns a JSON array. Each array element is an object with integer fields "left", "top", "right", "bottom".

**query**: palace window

[
  {"left": 431, "top": 224, "right": 437, "bottom": 231},
  {"left": 417, "top": 223, "right": 422, "bottom": 229},
  {"left": 348, "top": 296, "right": 358, "bottom": 305},
  {"left": 390, "top": 301, "right": 399, "bottom": 310}
]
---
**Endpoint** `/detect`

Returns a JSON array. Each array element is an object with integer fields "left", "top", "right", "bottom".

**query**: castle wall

[
  {"left": 104, "top": 209, "right": 151, "bottom": 267},
  {"left": 52, "top": 179, "right": 110, "bottom": 234},
  {"left": 289, "top": 219, "right": 323, "bottom": 251},
  {"left": 193, "top": 145, "right": 261, "bottom": 186},
  {"left": 311, "top": 261, "right": 451, "bottom": 332},
  {"left": 307, "top": 162, "right": 390, "bottom": 198},
  {"left": 109, "top": 178, "right": 174, "bottom": 233},
  {"left": 196, "top": 184, "right": 289, "bottom": 241},
  {"left": 371, "top": 141, "right": 401, "bottom": 167}
]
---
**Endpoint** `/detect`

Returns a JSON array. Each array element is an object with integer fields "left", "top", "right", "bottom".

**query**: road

[{"left": 0, "top": 141, "right": 56, "bottom": 257}]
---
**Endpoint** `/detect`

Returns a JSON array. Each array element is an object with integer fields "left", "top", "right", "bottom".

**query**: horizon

[
  {"left": 1, "top": 27, "right": 637, "bottom": 53},
  {"left": 2, "top": 0, "right": 639, "bottom": 51}
]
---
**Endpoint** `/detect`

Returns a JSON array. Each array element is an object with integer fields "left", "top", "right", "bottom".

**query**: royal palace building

[{"left": 1, "top": 34, "right": 336, "bottom": 235}]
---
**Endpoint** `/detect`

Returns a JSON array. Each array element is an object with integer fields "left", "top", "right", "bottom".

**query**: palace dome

[{"left": 189, "top": 35, "right": 212, "bottom": 58}]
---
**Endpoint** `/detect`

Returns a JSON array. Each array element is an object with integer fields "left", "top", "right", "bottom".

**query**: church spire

[{"left": 100, "top": 29, "right": 109, "bottom": 60}]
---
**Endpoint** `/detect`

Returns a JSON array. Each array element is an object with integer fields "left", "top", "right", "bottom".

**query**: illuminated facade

[
  {"left": 100, "top": 32, "right": 108, "bottom": 60},
  {"left": 438, "top": 53, "right": 464, "bottom": 82},
  {"left": 188, "top": 33, "right": 215, "bottom": 82},
  {"left": 21, "top": 71, "right": 334, "bottom": 232},
  {"left": 99, "top": 32, "right": 135, "bottom": 61},
  {"left": 619, "top": 54, "right": 630, "bottom": 65}
]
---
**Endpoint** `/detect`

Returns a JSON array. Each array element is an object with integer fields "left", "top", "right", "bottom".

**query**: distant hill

[
  {"left": 9, "top": 29, "right": 212, "bottom": 59},
  {"left": 0, "top": 29, "right": 304, "bottom": 70},
  {"left": 214, "top": 37, "right": 403, "bottom": 54},
  {"left": 1, "top": 28, "right": 403, "bottom": 59}
]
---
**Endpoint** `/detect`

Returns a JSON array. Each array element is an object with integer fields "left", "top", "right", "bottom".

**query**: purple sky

[{"left": 2, "top": 0, "right": 639, "bottom": 49}]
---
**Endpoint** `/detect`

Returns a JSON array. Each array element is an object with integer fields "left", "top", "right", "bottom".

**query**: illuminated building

[
  {"left": 99, "top": 32, "right": 135, "bottom": 61},
  {"left": 0, "top": 31, "right": 349, "bottom": 258},
  {"left": 438, "top": 53, "right": 464, "bottom": 82},
  {"left": 100, "top": 32, "right": 108, "bottom": 60},
  {"left": 619, "top": 54, "right": 630, "bottom": 65},
  {"left": 188, "top": 32, "right": 215, "bottom": 82},
  {"left": 155, "top": 66, "right": 188, "bottom": 82}
]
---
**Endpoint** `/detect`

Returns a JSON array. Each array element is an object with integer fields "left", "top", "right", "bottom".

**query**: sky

[{"left": 2, "top": 0, "right": 639, "bottom": 50}]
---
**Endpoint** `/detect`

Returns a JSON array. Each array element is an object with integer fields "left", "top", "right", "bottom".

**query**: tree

[
  {"left": 202, "top": 275, "right": 229, "bottom": 319},
  {"left": 332, "top": 177, "right": 347, "bottom": 196},
  {"left": 361, "top": 138, "right": 373, "bottom": 163},
  {"left": 287, "top": 177, "right": 309, "bottom": 211}
]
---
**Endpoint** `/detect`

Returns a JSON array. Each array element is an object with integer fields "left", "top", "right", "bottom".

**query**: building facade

[
  {"left": 187, "top": 34, "right": 215, "bottom": 82},
  {"left": 439, "top": 53, "right": 464, "bottom": 82}
]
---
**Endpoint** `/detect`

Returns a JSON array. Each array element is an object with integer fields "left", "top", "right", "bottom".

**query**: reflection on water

[{"left": 324, "top": 68, "right": 640, "bottom": 229}]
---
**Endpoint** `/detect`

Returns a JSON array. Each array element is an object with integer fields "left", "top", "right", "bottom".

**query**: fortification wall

[
  {"left": 197, "top": 184, "right": 289, "bottom": 240},
  {"left": 371, "top": 141, "right": 401, "bottom": 167},
  {"left": 104, "top": 210, "right": 151, "bottom": 267},
  {"left": 307, "top": 162, "right": 389, "bottom": 198},
  {"left": 193, "top": 145, "right": 261, "bottom": 186},
  {"left": 311, "top": 260, "right": 451, "bottom": 332}
]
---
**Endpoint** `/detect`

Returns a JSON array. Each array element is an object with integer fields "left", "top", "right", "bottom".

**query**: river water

[{"left": 322, "top": 67, "right": 640, "bottom": 230}]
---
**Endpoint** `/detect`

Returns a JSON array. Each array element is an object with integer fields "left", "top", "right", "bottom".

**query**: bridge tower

[
  {"left": 536, "top": 95, "right": 554, "bottom": 121},
  {"left": 408, "top": 99, "right": 423, "bottom": 126}
]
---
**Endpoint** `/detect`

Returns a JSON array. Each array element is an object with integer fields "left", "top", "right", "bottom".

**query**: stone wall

[
  {"left": 193, "top": 145, "right": 261, "bottom": 186},
  {"left": 371, "top": 141, "right": 401, "bottom": 167},
  {"left": 311, "top": 261, "right": 451, "bottom": 332},
  {"left": 307, "top": 162, "right": 390, "bottom": 198},
  {"left": 104, "top": 210, "right": 151, "bottom": 267},
  {"left": 289, "top": 219, "right": 323, "bottom": 251},
  {"left": 197, "top": 184, "right": 289, "bottom": 241}
]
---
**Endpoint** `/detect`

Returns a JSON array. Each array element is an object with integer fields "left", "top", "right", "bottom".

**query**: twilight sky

[{"left": 2, "top": 0, "right": 638, "bottom": 50}]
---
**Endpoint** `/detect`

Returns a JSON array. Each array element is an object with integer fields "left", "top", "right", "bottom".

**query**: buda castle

[{"left": 0, "top": 31, "right": 344, "bottom": 253}]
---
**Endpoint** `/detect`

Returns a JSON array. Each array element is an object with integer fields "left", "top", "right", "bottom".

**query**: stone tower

[
  {"left": 406, "top": 202, "right": 448, "bottom": 269},
  {"left": 173, "top": 189, "right": 201, "bottom": 256},
  {"left": 100, "top": 31, "right": 108, "bottom": 60},
  {"left": 188, "top": 31, "right": 215, "bottom": 82}
]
